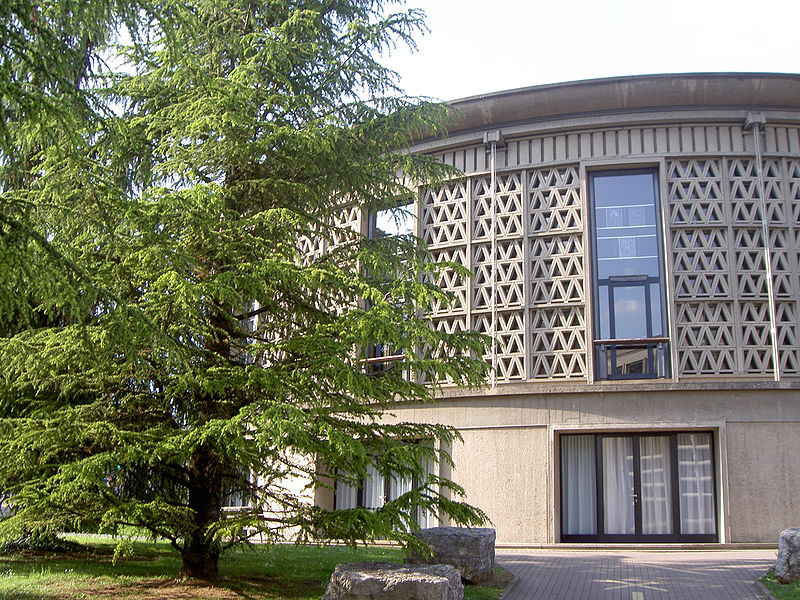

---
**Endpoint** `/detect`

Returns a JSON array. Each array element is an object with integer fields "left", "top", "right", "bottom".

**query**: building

[{"left": 322, "top": 73, "right": 800, "bottom": 546}]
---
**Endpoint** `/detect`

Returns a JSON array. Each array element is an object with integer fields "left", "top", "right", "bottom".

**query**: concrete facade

[
  {"left": 413, "top": 74, "right": 800, "bottom": 546},
  {"left": 384, "top": 385, "right": 800, "bottom": 544},
  {"left": 325, "top": 74, "right": 800, "bottom": 546}
]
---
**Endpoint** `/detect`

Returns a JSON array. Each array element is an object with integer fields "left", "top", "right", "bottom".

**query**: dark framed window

[
  {"left": 368, "top": 198, "right": 415, "bottom": 239},
  {"left": 333, "top": 447, "right": 436, "bottom": 529},
  {"left": 560, "top": 431, "right": 718, "bottom": 543},
  {"left": 222, "top": 470, "right": 253, "bottom": 509},
  {"left": 589, "top": 169, "right": 670, "bottom": 379},
  {"left": 363, "top": 200, "right": 415, "bottom": 375}
]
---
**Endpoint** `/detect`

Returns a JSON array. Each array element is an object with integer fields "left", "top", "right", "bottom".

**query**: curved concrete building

[
  {"left": 384, "top": 73, "right": 800, "bottom": 546},
  {"left": 316, "top": 73, "right": 800, "bottom": 546}
]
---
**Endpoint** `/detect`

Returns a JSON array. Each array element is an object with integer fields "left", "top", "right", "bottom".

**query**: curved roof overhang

[{"left": 422, "top": 72, "right": 800, "bottom": 144}]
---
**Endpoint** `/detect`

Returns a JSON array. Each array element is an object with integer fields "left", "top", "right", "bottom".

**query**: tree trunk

[
  {"left": 180, "top": 444, "right": 223, "bottom": 580},
  {"left": 178, "top": 284, "right": 236, "bottom": 580},
  {"left": 181, "top": 539, "right": 221, "bottom": 580}
]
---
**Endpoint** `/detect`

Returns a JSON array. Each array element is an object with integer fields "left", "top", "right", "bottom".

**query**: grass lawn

[
  {"left": 0, "top": 536, "right": 513, "bottom": 600},
  {"left": 762, "top": 570, "right": 800, "bottom": 600}
]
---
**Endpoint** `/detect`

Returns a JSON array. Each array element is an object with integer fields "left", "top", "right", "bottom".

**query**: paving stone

[{"left": 496, "top": 549, "right": 775, "bottom": 600}]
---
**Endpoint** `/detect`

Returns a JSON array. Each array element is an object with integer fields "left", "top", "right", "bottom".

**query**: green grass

[
  {"left": 0, "top": 536, "right": 512, "bottom": 600},
  {"left": 462, "top": 567, "right": 514, "bottom": 600},
  {"left": 762, "top": 569, "right": 800, "bottom": 600}
]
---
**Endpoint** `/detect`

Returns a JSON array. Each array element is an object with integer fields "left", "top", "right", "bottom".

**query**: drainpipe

[
  {"left": 743, "top": 111, "right": 780, "bottom": 382},
  {"left": 483, "top": 130, "right": 503, "bottom": 387}
]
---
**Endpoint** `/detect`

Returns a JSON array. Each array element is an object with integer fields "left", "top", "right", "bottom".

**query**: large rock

[
  {"left": 776, "top": 528, "right": 800, "bottom": 583},
  {"left": 322, "top": 561, "right": 463, "bottom": 600},
  {"left": 406, "top": 527, "right": 496, "bottom": 584}
]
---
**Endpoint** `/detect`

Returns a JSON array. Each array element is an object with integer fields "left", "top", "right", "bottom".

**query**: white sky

[{"left": 382, "top": 0, "right": 800, "bottom": 101}]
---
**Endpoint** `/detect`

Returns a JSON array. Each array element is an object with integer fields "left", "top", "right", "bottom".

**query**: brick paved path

[{"left": 496, "top": 549, "right": 775, "bottom": 600}]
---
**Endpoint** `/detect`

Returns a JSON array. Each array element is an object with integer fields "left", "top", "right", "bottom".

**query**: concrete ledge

[
  {"left": 496, "top": 543, "right": 778, "bottom": 551},
  {"left": 433, "top": 378, "right": 800, "bottom": 400}
]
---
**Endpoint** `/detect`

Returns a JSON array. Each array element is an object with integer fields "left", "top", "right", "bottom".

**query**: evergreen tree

[
  {"left": 0, "top": 0, "right": 488, "bottom": 580},
  {"left": 0, "top": 0, "right": 149, "bottom": 324}
]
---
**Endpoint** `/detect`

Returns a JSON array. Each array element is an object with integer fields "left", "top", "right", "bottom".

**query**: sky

[{"left": 382, "top": 0, "right": 800, "bottom": 101}]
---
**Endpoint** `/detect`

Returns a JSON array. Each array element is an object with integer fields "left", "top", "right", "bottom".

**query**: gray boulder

[
  {"left": 406, "top": 527, "right": 496, "bottom": 584},
  {"left": 322, "top": 561, "right": 463, "bottom": 600},
  {"left": 776, "top": 528, "right": 800, "bottom": 583}
]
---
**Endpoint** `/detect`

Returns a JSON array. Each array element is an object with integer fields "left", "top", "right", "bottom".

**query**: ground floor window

[
  {"left": 560, "top": 431, "right": 717, "bottom": 542},
  {"left": 334, "top": 456, "right": 436, "bottom": 529},
  {"left": 222, "top": 470, "right": 254, "bottom": 509}
]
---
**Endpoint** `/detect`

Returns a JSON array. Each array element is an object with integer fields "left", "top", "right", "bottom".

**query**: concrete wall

[
  {"left": 452, "top": 426, "right": 550, "bottom": 543},
  {"left": 725, "top": 421, "right": 800, "bottom": 542},
  {"left": 386, "top": 385, "right": 800, "bottom": 544}
]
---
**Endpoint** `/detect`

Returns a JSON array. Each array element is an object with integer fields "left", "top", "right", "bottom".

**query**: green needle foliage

[{"left": 0, "top": 0, "right": 489, "bottom": 581}]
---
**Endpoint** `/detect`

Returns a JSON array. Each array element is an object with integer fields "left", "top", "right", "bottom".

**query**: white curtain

[
  {"left": 678, "top": 433, "right": 716, "bottom": 534},
  {"left": 415, "top": 454, "right": 437, "bottom": 529},
  {"left": 389, "top": 474, "right": 413, "bottom": 501},
  {"left": 335, "top": 478, "right": 358, "bottom": 510},
  {"left": 362, "top": 464, "right": 385, "bottom": 509},
  {"left": 561, "top": 435, "right": 597, "bottom": 535},
  {"left": 603, "top": 437, "right": 635, "bottom": 534},
  {"left": 639, "top": 436, "right": 673, "bottom": 534}
]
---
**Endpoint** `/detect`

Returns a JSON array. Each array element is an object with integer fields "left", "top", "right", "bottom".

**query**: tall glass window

[
  {"left": 364, "top": 199, "right": 415, "bottom": 375},
  {"left": 590, "top": 169, "right": 669, "bottom": 379}
]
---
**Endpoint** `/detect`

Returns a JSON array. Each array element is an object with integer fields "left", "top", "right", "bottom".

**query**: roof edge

[{"left": 435, "top": 72, "right": 800, "bottom": 139}]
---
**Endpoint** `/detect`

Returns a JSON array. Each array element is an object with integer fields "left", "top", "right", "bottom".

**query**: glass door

[
  {"left": 601, "top": 436, "right": 635, "bottom": 534},
  {"left": 561, "top": 432, "right": 717, "bottom": 542},
  {"left": 639, "top": 435, "right": 673, "bottom": 535}
]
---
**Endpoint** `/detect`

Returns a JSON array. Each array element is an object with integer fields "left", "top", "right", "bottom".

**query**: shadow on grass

[
  {"left": 0, "top": 545, "right": 181, "bottom": 578},
  {"left": 221, "top": 575, "right": 322, "bottom": 600},
  {"left": 0, "top": 540, "right": 405, "bottom": 600}
]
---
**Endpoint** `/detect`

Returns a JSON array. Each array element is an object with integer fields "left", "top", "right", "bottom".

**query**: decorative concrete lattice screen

[
  {"left": 667, "top": 158, "right": 800, "bottom": 378},
  {"left": 472, "top": 173, "right": 526, "bottom": 381},
  {"left": 419, "top": 154, "right": 800, "bottom": 384},
  {"left": 422, "top": 181, "right": 470, "bottom": 384},
  {"left": 297, "top": 204, "right": 362, "bottom": 262},
  {"left": 421, "top": 122, "right": 800, "bottom": 384},
  {"left": 421, "top": 166, "right": 588, "bottom": 383},
  {"left": 296, "top": 204, "right": 362, "bottom": 317},
  {"left": 526, "top": 167, "right": 586, "bottom": 380}
]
